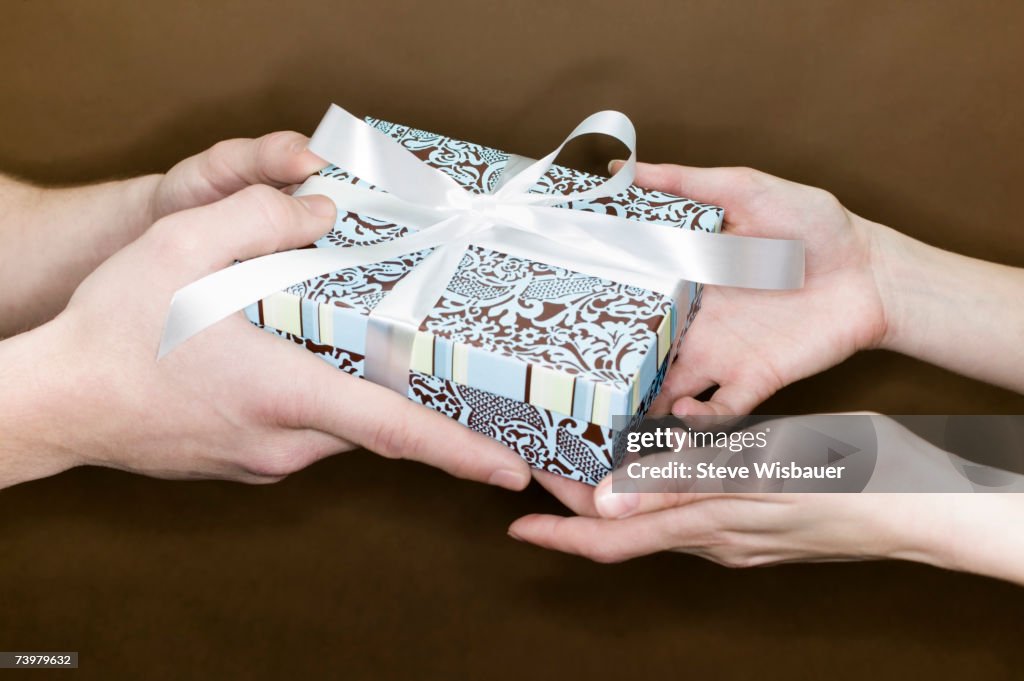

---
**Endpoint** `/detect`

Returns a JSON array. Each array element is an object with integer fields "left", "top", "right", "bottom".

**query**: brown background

[{"left": 2, "top": 1, "right": 1023, "bottom": 679}]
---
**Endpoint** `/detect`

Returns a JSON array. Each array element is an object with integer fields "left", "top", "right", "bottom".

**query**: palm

[{"left": 637, "top": 165, "right": 887, "bottom": 416}]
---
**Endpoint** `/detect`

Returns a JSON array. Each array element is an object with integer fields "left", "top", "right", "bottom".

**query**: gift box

[{"left": 244, "top": 117, "right": 724, "bottom": 484}]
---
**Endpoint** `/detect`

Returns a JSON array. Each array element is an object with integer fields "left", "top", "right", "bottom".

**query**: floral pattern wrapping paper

[{"left": 245, "top": 118, "right": 723, "bottom": 484}]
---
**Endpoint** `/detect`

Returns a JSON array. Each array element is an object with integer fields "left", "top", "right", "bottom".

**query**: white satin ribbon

[{"left": 158, "top": 105, "right": 805, "bottom": 395}]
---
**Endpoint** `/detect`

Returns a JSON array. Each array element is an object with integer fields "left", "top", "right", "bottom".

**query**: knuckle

[
  {"left": 681, "top": 514, "right": 733, "bottom": 551},
  {"left": 252, "top": 134, "right": 284, "bottom": 180},
  {"left": 241, "top": 182, "right": 287, "bottom": 208},
  {"left": 702, "top": 530, "right": 760, "bottom": 569},
  {"left": 243, "top": 447, "right": 302, "bottom": 479},
  {"left": 258, "top": 130, "right": 303, "bottom": 158},
  {"left": 584, "top": 544, "right": 626, "bottom": 564},
  {"left": 254, "top": 131, "right": 310, "bottom": 185},
  {"left": 714, "top": 553, "right": 757, "bottom": 569},
  {"left": 269, "top": 389, "right": 311, "bottom": 429},
  {"left": 149, "top": 214, "right": 205, "bottom": 257},
  {"left": 206, "top": 138, "right": 238, "bottom": 165},
  {"left": 239, "top": 184, "right": 293, "bottom": 234},
  {"left": 809, "top": 187, "right": 842, "bottom": 212},
  {"left": 730, "top": 166, "right": 765, "bottom": 188},
  {"left": 732, "top": 553, "right": 768, "bottom": 568},
  {"left": 242, "top": 472, "right": 288, "bottom": 485},
  {"left": 200, "top": 139, "right": 246, "bottom": 191},
  {"left": 368, "top": 422, "right": 420, "bottom": 460}
]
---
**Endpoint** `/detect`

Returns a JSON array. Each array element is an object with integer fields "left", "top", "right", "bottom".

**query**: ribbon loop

[{"left": 492, "top": 110, "right": 638, "bottom": 204}]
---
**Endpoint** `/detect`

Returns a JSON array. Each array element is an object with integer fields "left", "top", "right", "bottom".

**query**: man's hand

[
  {"left": 0, "top": 132, "right": 327, "bottom": 335},
  {"left": 612, "top": 162, "right": 889, "bottom": 417},
  {"left": 148, "top": 131, "right": 328, "bottom": 222},
  {"left": 0, "top": 186, "right": 531, "bottom": 491}
]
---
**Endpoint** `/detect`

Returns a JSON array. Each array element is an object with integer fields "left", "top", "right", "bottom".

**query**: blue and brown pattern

[
  {"left": 258, "top": 325, "right": 670, "bottom": 485},
  {"left": 245, "top": 116, "right": 722, "bottom": 483}
]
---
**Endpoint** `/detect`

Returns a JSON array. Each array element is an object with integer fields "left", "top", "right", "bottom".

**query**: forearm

[
  {"left": 870, "top": 220, "right": 1024, "bottom": 393},
  {"left": 949, "top": 495, "right": 1024, "bottom": 586},
  {"left": 886, "top": 494, "right": 1024, "bottom": 587},
  {"left": 0, "top": 322, "right": 75, "bottom": 489},
  {"left": 0, "top": 173, "right": 161, "bottom": 337}
]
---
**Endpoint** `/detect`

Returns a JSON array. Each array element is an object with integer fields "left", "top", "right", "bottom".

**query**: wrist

[
  {"left": 865, "top": 492, "right": 1024, "bottom": 586},
  {"left": 863, "top": 218, "right": 918, "bottom": 353},
  {"left": 914, "top": 495, "right": 1024, "bottom": 586},
  {"left": 0, "top": 320, "right": 79, "bottom": 489},
  {"left": 870, "top": 219, "right": 1024, "bottom": 391}
]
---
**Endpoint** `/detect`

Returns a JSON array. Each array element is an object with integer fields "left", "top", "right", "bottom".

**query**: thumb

[
  {"left": 157, "top": 131, "right": 328, "bottom": 217},
  {"left": 283, "top": 348, "right": 532, "bottom": 491},
  {"left": 592, "top": 469, "right": 724, "bottom": 519},
  {"left": 143, "top": 185, "right": 337, "bottom": 287},
  {"left": 671, "top": 381, "right": 769, "bottom": 420}
]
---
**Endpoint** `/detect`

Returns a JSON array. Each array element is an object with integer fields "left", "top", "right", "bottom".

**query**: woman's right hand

[
  {"left": 612, "top": 161, "right": 892, "bottom": 417},
  {"left": 622, "top": 160, "right": 1024, "bottom": 412}
]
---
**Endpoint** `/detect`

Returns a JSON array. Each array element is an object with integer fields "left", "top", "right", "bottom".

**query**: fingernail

[
  {"left": 297, "top": 193, "right": 337, "bottom": 218},
  {"left": 608, "top": 159, "right": 624, "bottom": 175},
  {"left": 507, "top": 530, "right": 524, "bottom": 542},
  {"left": 595, "top": 486, "right": 639, "bottom": 519},
  {"left": 293, "top": 137, "right": 327, "bottom": 170},
  {"left": 489, "top": 468, "right": 529, "bottom": 491}
]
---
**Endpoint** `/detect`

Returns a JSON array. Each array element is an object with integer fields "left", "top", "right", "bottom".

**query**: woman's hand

[
  {"left": 623, "top": 160, "right": 1024, "bottom": 413},
  {"left": 612, "top": 162, "right": 890, "bottom": 417},
  {"left": 509, "top": 416, "right": 1024, "bottom": 586},
  {"left": 0, "top": 186, "right": 531, "bottom": 492}
]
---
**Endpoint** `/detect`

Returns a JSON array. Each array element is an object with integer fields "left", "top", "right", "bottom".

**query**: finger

[
  {"left": 146, "top": 185, "right": 336, "bottom": 283},
  {"left": 671, "top": 381, "right": 766, "bottom": 419},
  {"left": 650, "top": 366, "right": 715, "bottom": 416},
  {"left": 162, "top": 131, "right": 328, "bottom": 211},
  {"left": 649, "top": 319, "right": 719, "bottom": 415},
  {"left": 508, "top": 510, "right": 701, "bottom": 563},
  {"left": 610, "top": 161, "right": 776, "bottom": 221},
  {"left": 592, "top": 473, "right": 717, "bottom": 519},
  {"left": 288, "top": 350, "right": 531, "bottom": 490},
  {"left": 248, "top": 427, "right": 349, "bottom": 482},
  {"left": 532, "top": 469, "right": 601, "bottom": 516}
]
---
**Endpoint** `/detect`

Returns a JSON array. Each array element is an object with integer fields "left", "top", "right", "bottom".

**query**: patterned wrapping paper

[{"left": 245, "top": 117, "right": 724, "bottom": 484}]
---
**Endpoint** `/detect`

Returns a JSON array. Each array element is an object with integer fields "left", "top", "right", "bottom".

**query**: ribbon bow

[{"left": 159, "top": 105, "right": 804, "bottom": 394}]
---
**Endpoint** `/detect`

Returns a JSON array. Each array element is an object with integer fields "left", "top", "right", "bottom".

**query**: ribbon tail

[
  {"left": 526, "top": 205, "right": 805, "bottom": 290},
  {"left": 157, "top": 229, "right": 457, "bottom": 358},
  {"left": 684, "top": 231, "right": 805, "bottom": 290},
  {"left": 307, "top": 105, "right": 464, "bottom": 206}
]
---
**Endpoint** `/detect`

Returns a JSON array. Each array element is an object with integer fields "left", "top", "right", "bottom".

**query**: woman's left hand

[{"left": 509, "top": 417, "right": 1024, "bottom": 586}]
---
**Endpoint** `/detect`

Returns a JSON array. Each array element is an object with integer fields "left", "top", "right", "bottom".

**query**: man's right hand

[{"left": 0, "top": 186, "right": 531, "bottom": 491}]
